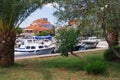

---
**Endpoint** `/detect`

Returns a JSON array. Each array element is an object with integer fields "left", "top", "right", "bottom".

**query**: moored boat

[{"left": 14, "top": 40, "right": 54, "bottom": 55}]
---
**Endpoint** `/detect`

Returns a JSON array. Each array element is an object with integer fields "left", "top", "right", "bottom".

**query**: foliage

[
  {"left": 16, "top": 27, "right": 22, "bottom": 34},
  {"left": 54, "top": 0, "right": 120, "bottom": 36},
  {"left": 54, "top": 0, "right": 120, "bottom": 30},
  {"left": 104, "top": 46, "right": 120, "bottom": 61},
  {"left": 0, "top": 51, "right": 120, "bottom": 79},
  {"left": 80, "top": 26, "right": 103, "bottom": 37},
  {"left": 0, "top": 0, "right": 41, "bottom": 66},
  {"left": 35, "top": 26, "right": 55, "bottom": 36},
  {"left": 35, "top": 30, "right": 50, "bottom": 36},
  {"left": 84, "top": 58, "right": 107, "bottom": 75},
  {"left": 0, "top": 0, "right": 55, "bottom": 31},
  {"left": 53, "top": 0, "right": 104, "bottom": 38},
  {"left": 56, "top": 27, "right": 80, "bottom": 56},
  {"left": 97, "top": 0, "right": 120, "bottom": 31},
  {"left": 0, "top": 0, "right": 38, "bottom": 30},
  {"left": 0, "top": 0, "right": 55, "bottom": 66},
  {"left": 49, "top": 26, "right": 56, "bottom": 36},
  {"left": 54, "top": 0, "right": 90, "bottom": 22},
  {"left": 54, "top": 0, "right": 120, "bottom": 58},
  {"left": 1, "top": 51, "right": 120, "bottom": 79}
]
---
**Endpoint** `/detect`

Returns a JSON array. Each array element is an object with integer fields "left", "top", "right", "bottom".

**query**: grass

[{"left": 0, "top": 50, "right": 120, "bottom": 80}]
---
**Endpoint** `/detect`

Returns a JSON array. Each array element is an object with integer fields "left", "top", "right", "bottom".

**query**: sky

[{"left": 19, "top": 4, "right": 57, "bottom": 28}]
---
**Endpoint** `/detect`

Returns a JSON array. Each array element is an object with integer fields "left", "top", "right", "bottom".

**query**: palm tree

[{"left": 0, "top": 0, "right": 53, "bottom": 67}]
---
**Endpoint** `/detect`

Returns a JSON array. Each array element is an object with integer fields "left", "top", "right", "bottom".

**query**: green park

[{"left": 0, "top": 0, "right": 120, "bottom": 80}]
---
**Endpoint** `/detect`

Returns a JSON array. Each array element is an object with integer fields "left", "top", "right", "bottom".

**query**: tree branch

[{"left": 70, "top": 51, "right": 88, "bottom": 63}]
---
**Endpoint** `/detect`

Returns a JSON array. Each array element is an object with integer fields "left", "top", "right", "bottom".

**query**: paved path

[
  {"left": 96, "top": 41, "right": 108, "bottom": 48},
  {"left": 15, "top": 47, "right": 107, "bottom": 60}
]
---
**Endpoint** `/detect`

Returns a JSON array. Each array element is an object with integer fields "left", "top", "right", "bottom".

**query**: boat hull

[
  {"left": 36, "top": 47, "right": 54, "bottom": 55},
  {"left": 14, "top": 47, "right": 54, "bottom": 55}
]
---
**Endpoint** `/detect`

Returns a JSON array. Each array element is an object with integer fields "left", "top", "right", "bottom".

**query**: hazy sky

[{"left": 19, "top": 4, "right": 57, "bottom": 28}]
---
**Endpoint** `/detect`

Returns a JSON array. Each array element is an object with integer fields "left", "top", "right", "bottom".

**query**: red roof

[
  {"left": 24, "top": 18, "right": 51, "bottom": 32},
  {"left": 25, "top": 25, "right": 48, "bottom": 31},
  {"left": 32, "top": 18, "right": 50, "bottom": 25}
]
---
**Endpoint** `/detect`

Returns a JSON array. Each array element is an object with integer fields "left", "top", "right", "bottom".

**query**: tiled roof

[
  {"left": 25, "top": 25, "right": 48, "bottom": 31},
  {"left": 24, "top": 18, "right": 53, "bottom": 32},
  {"left": 33, "top": 18, "right": 50, "bottom": 25},
  {"left": 39, "top": 24, "right": 53, "bottom": 29}
]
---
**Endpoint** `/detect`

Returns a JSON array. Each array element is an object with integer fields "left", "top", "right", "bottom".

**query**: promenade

[{"left": 15, "top": 47, "right": 107, "bottom": 60}]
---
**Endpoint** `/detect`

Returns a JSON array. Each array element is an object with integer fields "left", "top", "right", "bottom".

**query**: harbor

[{"left": 15, "top": 36, "right": 108, "bottom": 59}]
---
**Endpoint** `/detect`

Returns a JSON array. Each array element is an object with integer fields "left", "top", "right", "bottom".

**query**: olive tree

[
  {"left": 54, "top": 0, "right": 120, "bottom": 58},
  {"left": 56, "top": 27, "right": 86, "bottom": 61}
]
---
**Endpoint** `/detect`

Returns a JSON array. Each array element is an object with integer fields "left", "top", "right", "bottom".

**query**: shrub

[
  {"left": 84, "top": 58, "right": 107, "bottom": 75},
  {"left": 35, "top": 31, "right": 50, "bottom": 36},
  {"left": 104, "top": 46, "right": 120, "bottom": 61},
  {"left": 56, "top": 27, "right": 80, "bottom": 57}
]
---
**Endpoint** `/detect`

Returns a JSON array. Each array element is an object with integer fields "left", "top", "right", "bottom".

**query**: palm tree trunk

[
  {"left": 0, "top": 29, "right": 16, "bottom": 67},
  {"left": 107, "top": 29, "right": 118, "bottom": 46}
]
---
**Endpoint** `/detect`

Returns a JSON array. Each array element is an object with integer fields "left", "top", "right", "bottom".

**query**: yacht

[{"left": 14, "top": 39, "right": 54, "bottom": 55}]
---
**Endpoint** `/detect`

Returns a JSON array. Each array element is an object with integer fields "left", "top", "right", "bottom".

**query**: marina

[{"left": 15, "top": 36, "right": 108, "bottom": 58}]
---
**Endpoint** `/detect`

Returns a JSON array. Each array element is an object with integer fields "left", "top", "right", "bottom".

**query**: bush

[
  {"left": 84, "top": 58, "right": 107, "bottom": 75},
  {"left": 35, "top": 31, "right": 50, "bottom": 36},
  {"left": 56, "top": 27, "right": 80, "bottom": 57},
  {"left": 104, "top": 46, "right": 120, "bottom": 61}
]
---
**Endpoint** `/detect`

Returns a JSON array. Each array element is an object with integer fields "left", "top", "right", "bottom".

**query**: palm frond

[{"left": 0, "top": 0, "right": 48, "bottom": 30}]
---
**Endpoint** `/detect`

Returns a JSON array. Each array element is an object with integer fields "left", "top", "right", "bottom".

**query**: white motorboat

[
  {"left": 14, "top": 39, "right": 54, "bottom": 55},
  {"left": 77, "top": 41, "right": 98, "bottom": 51},
  {"left": 81, "top": 36, "right": 101, "bottom": 43}
]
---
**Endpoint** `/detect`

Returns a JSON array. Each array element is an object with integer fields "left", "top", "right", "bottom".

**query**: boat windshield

[
  {"left": 39, "top": 46, "right": 44, "bottom": 48},
  {"left": 31, "top": 46, "right": 36, "bottom": 49},
  {"left": 26, "top": 46, "right": 30, "bottom": 49}
]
